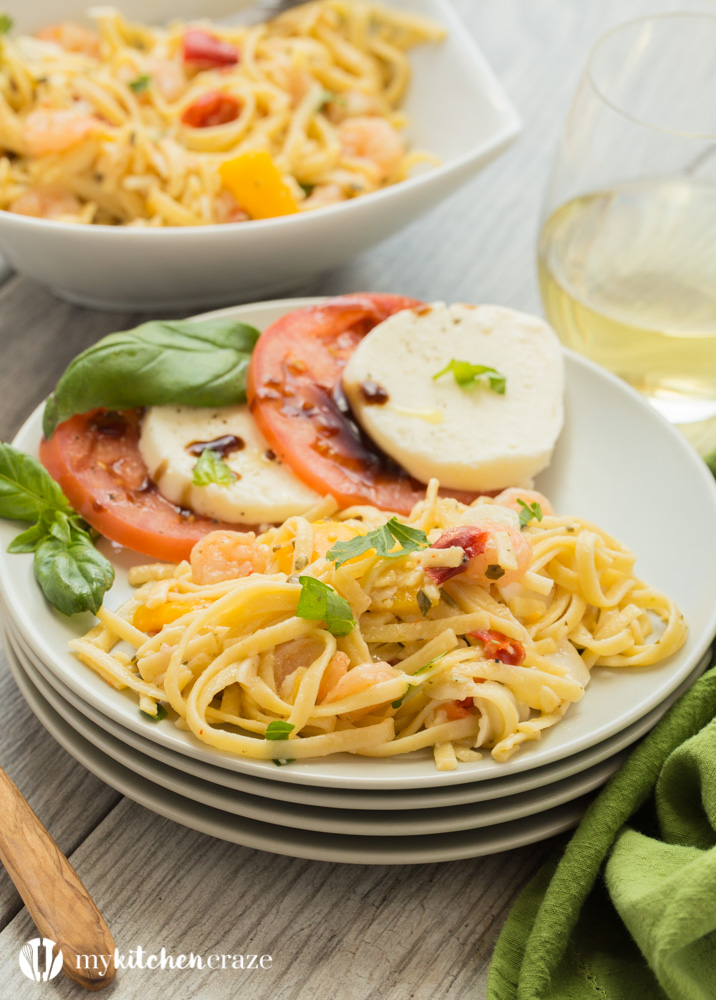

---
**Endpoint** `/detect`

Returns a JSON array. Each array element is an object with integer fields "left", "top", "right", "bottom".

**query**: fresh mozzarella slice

[
  {"left": 342, "top": 302, "right": 564, "bottom": 491},
  {"left": 138, "top": 404, "right": 321, "bottom": 524}
]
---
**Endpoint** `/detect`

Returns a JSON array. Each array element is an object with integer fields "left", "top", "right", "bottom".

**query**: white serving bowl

[{"left": 3, "top": 0, "right": 520, "bottom": 310}]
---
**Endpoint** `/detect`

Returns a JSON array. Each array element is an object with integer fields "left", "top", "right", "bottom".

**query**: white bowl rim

[{"left": 0, "top": 118, "right": 520, "bottom": 237}]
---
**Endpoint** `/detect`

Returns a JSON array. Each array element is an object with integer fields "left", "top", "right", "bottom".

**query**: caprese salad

[{"left": 0, "top": 293, "right": 564, "bottom": 616}]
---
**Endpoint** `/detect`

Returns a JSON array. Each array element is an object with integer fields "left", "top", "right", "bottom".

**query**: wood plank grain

[
  {"left": 0, "top": 647, "right": 120, "bottom": 930},
  {"left": 0, "top": 799, "right": 550, "bottom": 999},
  {"left": 0, "top": 277, "right": 181, "bottom": 442}
]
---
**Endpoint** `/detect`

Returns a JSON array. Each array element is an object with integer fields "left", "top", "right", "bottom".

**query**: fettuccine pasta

[
  {"left": 71, "top": 481, "right": 687, "bottom": 770},
  {"left": 0, "top": 2, "right": 443, "bottom": 225}
]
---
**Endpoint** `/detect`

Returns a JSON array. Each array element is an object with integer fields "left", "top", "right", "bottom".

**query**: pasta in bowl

[
  {"left": 70, "top": 481, "right": 686, "bottom": 771},
  {"left": 0, "top": 0, "right": 521, "bottom": 308},
  {"left": 0, "top": 3, "right": 443, "bottom": 225}
]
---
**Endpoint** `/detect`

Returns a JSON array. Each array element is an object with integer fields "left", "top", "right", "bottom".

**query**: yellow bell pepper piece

[
  {"left": 273, "top": 521, "right": 366, "bottom": 574},
  {"left": 382, "top": 588, "right": 421, "bottom": 616},
  {"left": 133, "top": 598, "right": 209, "bottom": 634},
  {"left": 219, "top": 151, "right": 298, "bottom": 220}
]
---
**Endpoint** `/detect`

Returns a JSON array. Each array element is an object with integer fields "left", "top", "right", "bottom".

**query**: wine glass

[{"left": 537, "top": 13, "right": 716, "bottom": 458}]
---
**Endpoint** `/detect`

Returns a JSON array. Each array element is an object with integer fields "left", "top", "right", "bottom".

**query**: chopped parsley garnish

[
  {"left": 273, "top": 758, "right": 294, "bottom": 766},
  {"left": 432, "top": 359, "right": 506, "bottom": 395},
  {"left": 326, "top": 518, "right": 429, "bottom": 567},
  {"left": 296, "top": 576, "right": 356, "bottom": 636},
  {"left": 441, "top": 591, "right": 461, "bottom": 610},
  {"left": 0, "top": 14, "right": 13, "bottom": 34},
  {"left": 485, "top": 564, "right": 505, "bottom": 580},
  {"left": 264, "top": 720, "right": 295, "bottom": 740},
  {"left": 141, "top": 704, "right": 168, "bottom": 722},
  {"left": 129, "top": 74, "right": 151, "bottom": 93},
  {"left": 416, "top": 589, "right": 432, "bottom": 617},
  {"left": 391, "top": 653, "right": 447, "bottom": 709},
  {"left": 318, "top": 89, "right": 347, "bottom": 109},
  {"left": 517, "top": 498, "right": 543, "bottom": 528},
  {"left": 192, "top": 448, "right": 236, "bottom": 487}
]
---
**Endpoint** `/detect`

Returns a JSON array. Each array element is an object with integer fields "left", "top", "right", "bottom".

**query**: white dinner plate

[
  {"left": 2, "top": 297, "right": 715, "bottom": 789},
  {"left": 6, "top": 614, "right": 710, "bottom": 812},
  {"left": 7, "top": 629, "right": 610, "bottom": 837},
  {"left": 2, "top": 635, "right": 586, "bottom": 864}
]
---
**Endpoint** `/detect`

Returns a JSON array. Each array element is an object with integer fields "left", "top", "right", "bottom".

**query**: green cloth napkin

[{"left": 487, "top": 660, "right": 716, "bottom": 1000}]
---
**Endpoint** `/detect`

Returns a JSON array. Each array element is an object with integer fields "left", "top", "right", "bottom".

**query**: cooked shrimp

[
  {"left": 22, "top": 108, "right": 96, "bottom": 156},
  {"left": 317, "top": 651, "right": 350, "bottom": 702},
  {"left": 426, "top": 522, "right": 532, "bottom": 588},
  {"left": 270, "top": 637, "right": 331, "bottom": 699},
  {"left": 146, "top": 56, "right": 187, "bottom": 102},
  {"left": 301, "top": 183, "right": 345, "bottom": 211},
  {"left": 35, "top": 23, "right": 102, "bottom": 58},
  {"left": 338, "top": 116, "right": 404, "bottom": 181},
  {"left": 494, "top": 488, "right": 554, "bottom": 517},
  {"left": 9, "top": 187, "right": 82, "bottom": 220},
  {"left": 271, "top": 59, "right": 312, "bottom": 106},
  {"left": 214, "top": 189, "right": 250, "bottom": 224},
  {"left": 320, "top": 660, "right": 397, "bottom": 704},
  {"left": 190, "top": 530, "right": 268, "bottom": 585},
  {"left": 324, "top": 91, "right": 385, "bottom": 124}
]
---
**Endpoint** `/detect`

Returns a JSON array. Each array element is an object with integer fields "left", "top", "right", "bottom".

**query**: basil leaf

[
  {"left": 7, "top": 520, "right": 49, "bottom": 553},
  {"left": 296, "top": 576, "right": 356, "bottom": 636},
  {"left": 516, "top": 498, "right": 543, "bottom": 528},
  {"left": 391, "top": 654, "right": 447, "bottom": 709},
  {"left": 43, "top": 317, "right": 261, "bottom": 438},
  {"left": 192, "top": 448, "right": 236, "bottom": 487},
  {"left": 34, "top": 530, "right": 115, "bottom": 616},
  {"left": 0, "top": 443, "right": 72, "bottom": 522},
  {"left": 47, "top": 510, "right": 74, "bottom": 544},
  {"left": 141, "top": 705, "right": 168, "bottom": 722},
  {"left": 416, "top": 589, "right": 431, "bottom": 617},
  {"left": 327, "top": 517, "right": 429, "bottom": 567},
  {"left": 0, "top": 14, "right": 13, "bottom": 34},
  {"left": 264, "top": 720, "right": 295, "bottom": 740},
  {"left": 129, "top": 74, "right": 151, "bottom": 93},
  {"left": 432, "top": 359, "right": 506, "bottom": 395},
  {"left": 388, "top": 520, "right": 430, "bottom": 549},
  {"left": 273, "top": 758, "right": 294, "bottom": 766}
]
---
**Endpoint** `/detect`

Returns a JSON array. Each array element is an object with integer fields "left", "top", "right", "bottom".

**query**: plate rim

[
  {"left": 2, "top": 633, "right": 585, "bottom": 865},
  {"left": 7, "top": 627, "right": 613, "bottom": 837},
  {"left": 10, "top": 612, "right": 710, "bottom": 808}
]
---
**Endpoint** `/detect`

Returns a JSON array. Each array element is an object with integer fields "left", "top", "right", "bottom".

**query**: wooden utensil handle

[{"left": 0, "top": 766, "right": 115, "bottom": 990}]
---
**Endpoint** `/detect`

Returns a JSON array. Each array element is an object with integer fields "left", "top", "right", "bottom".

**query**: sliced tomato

[
  {"left": 470, "top": 629, "right": 526, "bottom": 665},
  {"left": 425, "top": 525, "right": 489, "bottom": 585},
  {"left": 39, "top": 410, "right": 241, "bottom": 562},
  {"left": 181, "top": 91, "right": 240, "bottom": 128},
  {"left": 247, "top": 294, "right": 482, "bottom": 514},
  {"left": 182, "top": 29, "right": 239, "bottom": 70}
]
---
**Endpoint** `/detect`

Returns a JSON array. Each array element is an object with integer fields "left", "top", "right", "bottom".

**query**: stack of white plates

[{"left": 2, "top": 299, "right": 716, "bottom": 864}]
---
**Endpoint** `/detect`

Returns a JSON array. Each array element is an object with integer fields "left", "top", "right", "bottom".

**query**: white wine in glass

[{"left": 538, "top": 14, "right": 716, "bottom": 456}]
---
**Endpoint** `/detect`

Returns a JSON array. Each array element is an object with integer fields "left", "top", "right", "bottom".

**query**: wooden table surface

[{"left": 0, "top": 1, "right": 705, "bottom": 995}]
